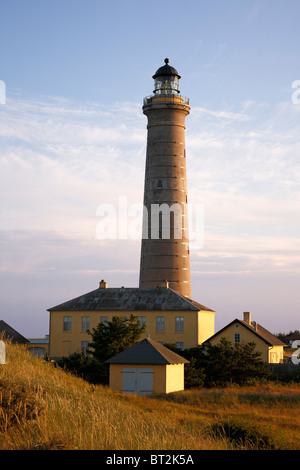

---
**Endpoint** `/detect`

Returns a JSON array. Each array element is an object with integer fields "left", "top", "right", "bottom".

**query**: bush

[
  {"left": 181, "top": 338, "right": 271, "bottom": 387},
  {"left": 210, "top": 420, "right": 276, "bottom": 449},
  {"left": 56, "top": 353, "right": 109, "bottom": 385},
  {"left": 184, "top": 358, "right": 205, "bottom": 389}
]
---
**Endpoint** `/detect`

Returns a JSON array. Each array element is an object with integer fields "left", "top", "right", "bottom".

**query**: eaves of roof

[
  {"left": 0, "top": 320, "right": 29, "bottom": 344},
  {"left": 105, "top": 337, "right": 189, "bottom": 365},
  {"left": 47, "top": 286, "right": 215, "bottom": 314},
  {"left": 203, "top": 318, "right": 285, "bottom": 347}
]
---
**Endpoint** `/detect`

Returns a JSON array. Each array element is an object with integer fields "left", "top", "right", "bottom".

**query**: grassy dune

[{"left": 0, "top": 342, "right": 299, "bottom": 450}]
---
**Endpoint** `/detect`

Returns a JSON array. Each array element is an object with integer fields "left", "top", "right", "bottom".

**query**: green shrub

[
  {"left": 56, "top": 353, "right": 109, "bottom": 385},
  {"left": 181, "top": 338, "right": 271, "bottom": 387}
]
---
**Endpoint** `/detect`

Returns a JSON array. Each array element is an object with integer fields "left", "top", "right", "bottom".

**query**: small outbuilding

[{"left": 105, "top": 337, "right": 189, "bottom": 395}]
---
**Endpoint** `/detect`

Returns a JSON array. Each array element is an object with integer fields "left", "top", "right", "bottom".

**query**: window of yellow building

[
  {"left": 81, "top": 341, "right": 89, "bottom": 356},
  {"left": 156, "top": 316, "right": 165, "bottom": 332},
  {"left": 175, "top": 316, "right": 184, "bottom": 332},
  {"left": 28, "top": 347, "right": 46, "bottom": 358},
  {"left": 138, "top": 316, "right": 146, "bottom": 327},
  {"left": 234, "top": 333, "right": 241, "bottom": 344},
  {"left": 81, "top": 316, "right": 90, "bottom": 332},
  {"left": 63, "top": 316, "right": 72, "bottom": 332}
]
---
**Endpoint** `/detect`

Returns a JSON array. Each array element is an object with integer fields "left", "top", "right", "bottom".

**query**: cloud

[
  {"left": 1, "top": 94, "right": 146, "bottom": 235},
  {"left": 1, "top": 93, "right": 299, "bottom": 260}
]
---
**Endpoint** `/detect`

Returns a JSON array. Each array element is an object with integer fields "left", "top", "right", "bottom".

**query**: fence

[{"left": 268, "top": 363, "right": 300, "bottom": 380}]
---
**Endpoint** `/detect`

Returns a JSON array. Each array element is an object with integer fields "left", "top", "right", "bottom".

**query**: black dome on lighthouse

[{"left": 152, "top": 58, "right": 181, "bottom": 79}]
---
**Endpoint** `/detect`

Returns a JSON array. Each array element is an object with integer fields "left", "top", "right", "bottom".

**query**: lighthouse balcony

[{"left": 143, "top": 94, "right": 189, "bottom": 106}]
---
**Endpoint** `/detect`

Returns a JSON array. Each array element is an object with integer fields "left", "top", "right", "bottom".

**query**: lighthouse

[
  {"left": 139, "top": 59, "right": 192, "bottom": 298},
  {"left": 48, "top": 59, "right": 217, "bottom": 358}
]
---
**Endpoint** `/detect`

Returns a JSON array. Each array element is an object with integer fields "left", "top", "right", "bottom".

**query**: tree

[
  {"left": 163, "top": 343, "right": 206, "bottom": 388},
  {"left": 56, "top": 352, "right": 109, "bottom": 384},
  {"left": 56, "top": 315, "right": 145, "bottom": 386},
  {"left": 180, "top": 338, "right": 271, "bottom": 387},
  {"left": 184, "top": 358, "right": 205, "bottom": 389},
  {"left": 276, "top": 330, "right": 300, "bottom": 344},
  {"left": 88, "top": 315, "right": 146, "bottom": 362},
  {"left": 232, "top": 341, "right": 270, "bottom": 384}
]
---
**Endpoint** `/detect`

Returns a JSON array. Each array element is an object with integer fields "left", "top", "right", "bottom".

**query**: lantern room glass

[{"left": 154, "top": 75, "right": 179, "bottom": 95}]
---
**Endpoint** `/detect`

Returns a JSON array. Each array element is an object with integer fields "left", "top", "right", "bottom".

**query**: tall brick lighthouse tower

[
  {"left": 48, "top": 59, "right": 217, "bottom": 359},
  {"left": 139, "top": 59, "right": 192, "bottom": 298}
]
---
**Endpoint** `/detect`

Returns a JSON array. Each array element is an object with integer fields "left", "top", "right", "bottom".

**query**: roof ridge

[
  {"left": 105, "top": 337, "right": 189, "bottom": 365},
  {"left": 164, "top": 287, "right": 198, "bottom": 310},
  {"left": 48, "top": 285, "right": 215, "bottom": 312},
  {"left": 167, "top": 288, "right": 215, "bottom": 312}
]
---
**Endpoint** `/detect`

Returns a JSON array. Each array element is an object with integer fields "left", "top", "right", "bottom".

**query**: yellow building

[
  {"left": 27, "top": 336, "right": 49, "bottom": 358},
  {"left": 0, "top": 320, "right": 49, "bottom": 358},
  {"left": 47, "top": 280, "right": 216, "bottom": 358},
  {"left": 105, "top": 337, "right": 189, "bottom": 395},
  {"left": 203, "top": 312, "right": 285, "bottom": 364}
]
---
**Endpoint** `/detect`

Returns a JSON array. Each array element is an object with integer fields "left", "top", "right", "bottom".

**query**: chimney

[
  {"left": 99, "top": 280, "right": 108, "bottom": 289},
  {"left": 161, "top": 279, "right": 169, "bottom": 288},
  {"left": 243, "top": 312, "right": 251, "bottom": 324}
]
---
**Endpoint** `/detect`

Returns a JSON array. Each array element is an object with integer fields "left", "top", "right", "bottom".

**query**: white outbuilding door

[{"left": 122, "top": 367, "right": 153, "bottom": 395}]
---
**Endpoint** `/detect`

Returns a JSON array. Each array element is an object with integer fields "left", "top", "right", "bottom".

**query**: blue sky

[{"left": 0, "top": 0, "right": 300, "bottom": 338}]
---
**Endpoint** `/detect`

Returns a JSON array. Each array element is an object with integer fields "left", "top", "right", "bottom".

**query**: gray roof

[
  {"left": 0, "top": 320, "right": 29, "bottom": 344},
  {"left": 47, "top": 286, "right": 215, "bottom": 313},
  {"left": 28, "top": 337, "right": 49, "bottom": 344},
  {"left": 105, "top": 337, "right": 189, "bottom": 365},
  {"left": 153, "top": 58, "right": 181, "bottom": 79}
]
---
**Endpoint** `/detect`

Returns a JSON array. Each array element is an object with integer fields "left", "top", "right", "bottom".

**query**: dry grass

[{"left": 0, "top": 342, "right": 299, "bottom": 450}]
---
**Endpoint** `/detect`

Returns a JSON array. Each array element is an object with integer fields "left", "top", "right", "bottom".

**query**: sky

[{"left": 0, "top": 0, "right": 300, "bottom": 338}]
